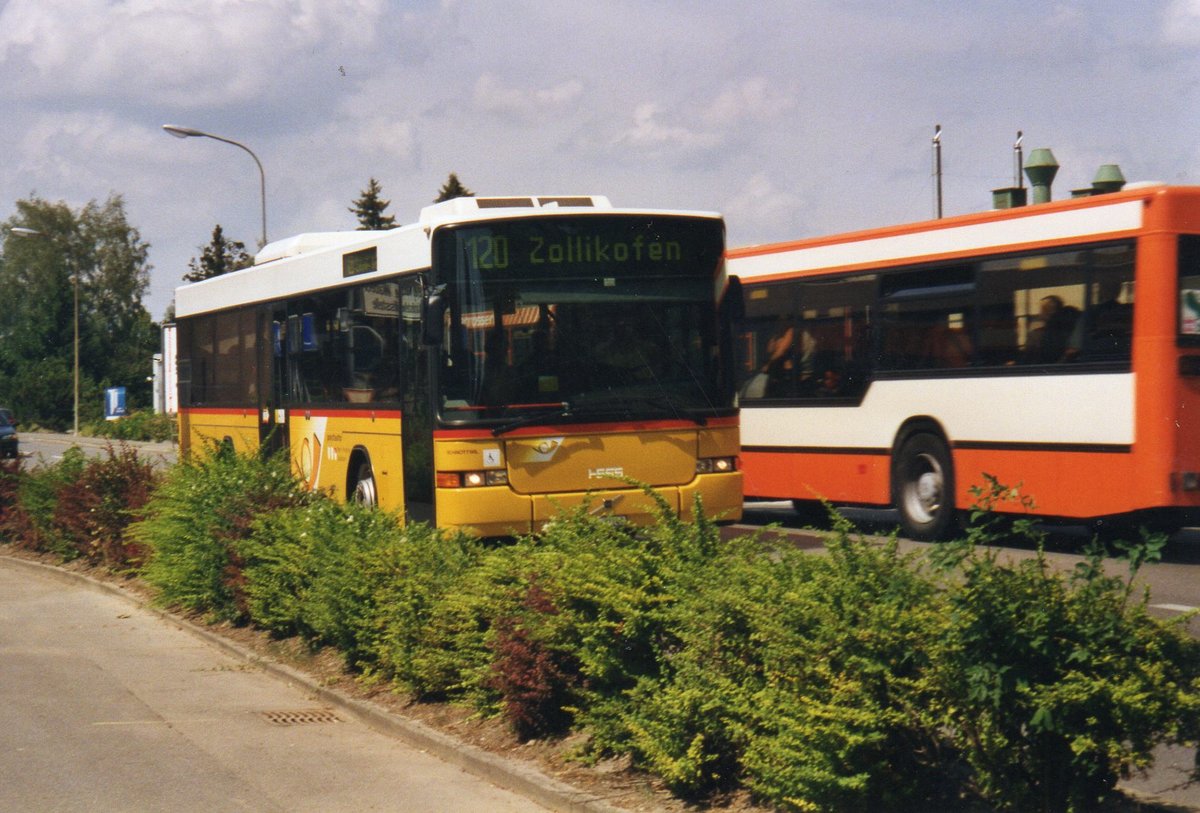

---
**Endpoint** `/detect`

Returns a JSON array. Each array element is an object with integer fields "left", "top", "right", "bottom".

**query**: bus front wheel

[
  {"left": 351, "top": 459, "right": 378, "bottom": 508},
  {"left": 892, "top": 432, "right": 957, "bottom": 541}
]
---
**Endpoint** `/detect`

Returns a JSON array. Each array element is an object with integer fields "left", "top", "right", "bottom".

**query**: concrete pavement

[{"left": 0, "top": 555, "right": 627, "bottom": 813}]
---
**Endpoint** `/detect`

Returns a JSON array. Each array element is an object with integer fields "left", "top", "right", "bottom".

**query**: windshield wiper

[
  {"left": 571, "top": 394, "right": 709, "bottom": 426},
  {"left": 491, "top": 402, "right": 573, "bottom": 436},
  {"left": 490, "top": 394, "right": 712, "bottom": 436}
]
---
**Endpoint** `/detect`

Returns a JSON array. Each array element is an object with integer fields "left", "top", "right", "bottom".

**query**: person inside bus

[
  {"left": 1087, "top": 277, "right": 1133, "bottom": 358},
  {"left": 1024, "top": 295, "right": 1080, "bottom": 364}
]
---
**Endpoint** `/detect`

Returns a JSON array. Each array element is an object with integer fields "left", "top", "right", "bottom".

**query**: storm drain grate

[{"left": 259, "top": 709, "right": 343, "bottom": 726}]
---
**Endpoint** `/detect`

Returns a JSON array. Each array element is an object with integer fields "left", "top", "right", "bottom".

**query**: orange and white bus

[
  {"left": 728, "top": 184, "right": 1200, "bottom": 540},
  {"left": 175, "top": 195, "right": 742, "bottom": 536}
]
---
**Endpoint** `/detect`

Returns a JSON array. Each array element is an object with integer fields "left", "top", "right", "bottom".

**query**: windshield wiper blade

[
  {"left": 573, "top": 394, "right": 709, "bottom": 426},
  {"left": 491, "top": 402, "right": 573, "bottom": 436}
]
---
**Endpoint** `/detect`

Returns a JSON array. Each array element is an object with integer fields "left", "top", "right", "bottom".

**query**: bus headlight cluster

[
  {"left": 438, "top": 470, "right": 509, "bottom": 488},
  {"left": 696, "top": 456, "right": 737, "bottom": 474},
  {"left": 1177, "top": 471, "right": 1200, "bottom": 491}
]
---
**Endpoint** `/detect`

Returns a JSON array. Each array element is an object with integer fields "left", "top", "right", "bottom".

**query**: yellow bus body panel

[
  {"left": 181, "top": 410, "right": 259, "bottom": 457},
  {"left": 288, "top": 412, "right": 404, "bottom": 511}
]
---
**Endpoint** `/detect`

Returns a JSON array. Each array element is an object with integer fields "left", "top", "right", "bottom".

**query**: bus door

[
  {"left": 400, "top": 277, "right": 434, "bottom": 524},
  {"left": 259, "top": 305, "right": 289, "bottom": 456}
]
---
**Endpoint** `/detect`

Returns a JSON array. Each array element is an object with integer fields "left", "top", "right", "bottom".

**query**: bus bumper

[{"left": 435, "top": 472, "right": 743, "bottom": 537}]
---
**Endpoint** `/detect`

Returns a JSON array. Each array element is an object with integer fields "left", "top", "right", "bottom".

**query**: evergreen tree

[
  {"left": 0, "top": 195, "right": 156, "bottom": 427},
  {"left": 349, "top": 178, "right": 397, "bottom": 230},
  {"left": 435, "top": 172, "right": 475, "bottom": 203},
  {"left": 184, "top": 224, "right": 252, "bottom": 282}
]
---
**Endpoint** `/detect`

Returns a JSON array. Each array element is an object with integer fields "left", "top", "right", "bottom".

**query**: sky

[{"left": 1, "top": 0, "right": 1199, "bottom": 322}]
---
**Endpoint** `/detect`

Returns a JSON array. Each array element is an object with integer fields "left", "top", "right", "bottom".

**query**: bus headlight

[
  {"left": 440, "top": 470, "right": 510, "bottom": 488},
  {"left": 696, "top": 456, "right": 736, "bottom": 474}
]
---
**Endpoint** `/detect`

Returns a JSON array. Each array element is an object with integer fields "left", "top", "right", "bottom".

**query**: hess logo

[{"left": 588, "top": 466, "right": 624, "bottom": 480}]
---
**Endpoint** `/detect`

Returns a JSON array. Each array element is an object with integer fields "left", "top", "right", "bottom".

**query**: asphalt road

[
  {"left": 18, "top": 431, "right": 177, "bottom": 467},
  {"left": 0, "top": 557, "right": 549, "bottom": 813}
]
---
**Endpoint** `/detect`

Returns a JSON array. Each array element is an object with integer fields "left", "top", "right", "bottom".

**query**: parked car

[
  {"left": 0, "top": 408, "right": 14, "bottom": 426},
  {"left": 0, "top": 413, "right": 17, "bottom": 459}
]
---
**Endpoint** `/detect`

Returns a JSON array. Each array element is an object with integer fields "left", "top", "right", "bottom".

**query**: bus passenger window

[
  {"left": 738, "top": 276, "right": 873, "bottom": 400},
  {"left": 1087, "top": 278, "right": 1132, "bottom": 356}
]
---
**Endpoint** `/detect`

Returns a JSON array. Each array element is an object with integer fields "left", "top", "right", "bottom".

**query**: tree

[
  {"left": 435, "top": 172, "right": 475, "bottom": 203},
  {"left": 349, "top": 178, "right": 397, "bottom": 230},
  {"left": 184, "top": 224, "right": 252, "bottom": 282},
  {"left": 0, "top": 195, "right": 157, "bottom": 428}
]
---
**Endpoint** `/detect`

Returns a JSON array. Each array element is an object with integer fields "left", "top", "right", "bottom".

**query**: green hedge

[{"left": 3, "top": 446, "right": 1199, "bottom": 812}]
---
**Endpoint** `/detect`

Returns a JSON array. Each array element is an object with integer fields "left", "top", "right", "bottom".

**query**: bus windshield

[{"left": 432, "top": 215, "right": 728, "bottom": 425}]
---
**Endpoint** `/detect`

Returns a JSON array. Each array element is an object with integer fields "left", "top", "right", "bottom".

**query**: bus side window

[
  {"left": 1084, "top": 244, "right": 1135, "bottom": 361},
  {"left": 738, "top": 283, "right": 798, "bottom": 400},
  {"left": 980, "top": 248, "right": 1089, "bottom": 366}
]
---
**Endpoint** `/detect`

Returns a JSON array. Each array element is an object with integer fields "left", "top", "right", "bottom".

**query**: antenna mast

[
  {"left": 932, "top": 124, "right": 943, "bottom": 219},
  {"left": 1014, "top": 130, "right": 1024, "bottom": 190}
]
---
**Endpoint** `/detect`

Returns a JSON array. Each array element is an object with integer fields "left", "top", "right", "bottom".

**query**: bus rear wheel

[
  {"left": 892, "top": 432, "right": 957, "bottom": 541},
  {"left": 351, "top": 460, "right": 378, "bottom": 508}
]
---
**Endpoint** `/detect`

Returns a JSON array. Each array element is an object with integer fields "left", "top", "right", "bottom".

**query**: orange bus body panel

[{"left": 732, "top": 185, "right": 1200, "bottom": 526}]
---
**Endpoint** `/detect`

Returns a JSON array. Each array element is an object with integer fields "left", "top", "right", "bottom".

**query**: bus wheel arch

[
  {"left": 348, "top": 447, "right": 378, "bottom": 508},
  {"left": 890, "top": 420, "right": 958, "bottom": 541}
]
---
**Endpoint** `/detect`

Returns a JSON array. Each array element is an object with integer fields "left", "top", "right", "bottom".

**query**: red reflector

[{"left": 436, "top": 472, "right": 462, "bottom": 489}]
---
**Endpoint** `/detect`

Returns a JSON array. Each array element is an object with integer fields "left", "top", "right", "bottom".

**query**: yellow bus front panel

[{"left": 433, "top": 417, "right": 742, "bottom": 535}]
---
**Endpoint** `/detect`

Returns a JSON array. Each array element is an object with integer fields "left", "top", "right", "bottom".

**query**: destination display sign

[{"left": 437, "top": 215, "right": 720, "bottom": 278}]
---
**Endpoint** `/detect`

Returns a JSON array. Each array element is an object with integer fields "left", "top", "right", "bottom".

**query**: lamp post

[
  {"left": 162, "top": 124, "right": 268, "bottom": 248},
  {"left": 9, "top": 227, "right": 79, "bottom": 435}
]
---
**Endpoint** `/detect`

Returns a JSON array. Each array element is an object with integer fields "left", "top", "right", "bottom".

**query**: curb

[{"left": 1, "top": 554, "right": 632, "bottom": 813}]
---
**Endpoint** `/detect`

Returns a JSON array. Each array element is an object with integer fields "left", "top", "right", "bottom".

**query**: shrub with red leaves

[
  {"left": 489, "top": 581, "right": 578, "bottom": 741},
  {"left": 53, "top": 444, "right": 159, "bottom": 568}
]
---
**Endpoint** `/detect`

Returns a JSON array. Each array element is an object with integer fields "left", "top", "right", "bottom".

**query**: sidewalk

[{"left": 0, "top": 553, "right": 632, "bottom": 813}]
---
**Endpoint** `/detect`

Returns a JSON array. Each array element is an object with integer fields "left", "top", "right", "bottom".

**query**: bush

[
  {"left": 11, "top": 456, "right": 1200, "bottom": 811},
  {"left": 238, "top": 499, "right": 478, "bottom": 678},
  {"left": 133, "top": 446, "right": 308, "bottom": 620},
  {"left": 615, "top": 513, "right": 948, "bottom": 808},
  {"left": 0, "top": 447, "right": 87, "bottom": 557},
  {"left": 928, "top": 529, "right": 1200, "bottom": 812},
  {"left": 0, "top": 458, "right": 24, "bottom": 534},
  {"left": 84, "top": 410, "right": 177, "bottom": 443},
  {"left": 52, "top": 443, "right": 160, "bottom": 569}
]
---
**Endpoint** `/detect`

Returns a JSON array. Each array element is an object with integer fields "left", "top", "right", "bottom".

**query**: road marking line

[{"left": 1150, "top": 603, "right": 1198, "bottom": 613}]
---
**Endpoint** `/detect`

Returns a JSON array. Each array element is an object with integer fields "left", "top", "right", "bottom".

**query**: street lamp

[
  {"left": 8, "top": 227, "right": 79, "bottom": 435},
  {"left": 162, "top": 124, "right": 268, "bottom": 248}
]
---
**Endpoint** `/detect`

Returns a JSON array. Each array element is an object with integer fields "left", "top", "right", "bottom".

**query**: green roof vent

[
  {"left": 1024, "top": 148, "right": 1059, "bottom": 204},
  {"left": 1091, "top": 164, "right": 1126, "bottom": 194}
]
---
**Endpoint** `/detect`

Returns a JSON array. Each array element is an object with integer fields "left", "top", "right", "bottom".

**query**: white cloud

[
  {"left": 612, "top": 103, "right": 722, "bottom": 154},
  {"left": 0, "top": 0, "right": 388, "bottom": 105},
  {"left": 722, "top": 173, "right": 804, "bottom": 243},
  {"left": 705, "top": 77, "right": 793, "bottom": 129},
  {"left": 473, "top": 74, "right": 585, "bottom": 118},
  {"left": 0, "top": 1, "right": 1196, "bottom": 321},
  {"left": 1164, "top": 0, "right": 1200, "bottom": 43}
]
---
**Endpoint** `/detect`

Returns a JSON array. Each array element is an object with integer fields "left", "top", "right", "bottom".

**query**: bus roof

[
  {"left": 175, "top": 196, "right": 721, "bottom": 318},
  {"left": 727, "top": 183, "right": 1200, "bottom": 281}
]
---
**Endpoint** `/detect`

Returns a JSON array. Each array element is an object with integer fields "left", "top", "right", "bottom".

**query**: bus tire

[
  {"left": 791, "top": 499, "right": 831, "bottom": 528},
  {"left": 892, "top": 432, "right": 957, "bottom": 541},
  {"left": 351, "top": 459, "right": 378, "bottom": 508}
]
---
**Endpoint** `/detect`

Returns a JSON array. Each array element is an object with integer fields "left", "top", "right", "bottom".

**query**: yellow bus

[{"left": 175, "top": 195, "right": 742, "bottom": 536}]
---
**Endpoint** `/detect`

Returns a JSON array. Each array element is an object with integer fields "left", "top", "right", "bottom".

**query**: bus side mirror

[{"left": 422, "top": 286, "right": 448, "bottom": 345}]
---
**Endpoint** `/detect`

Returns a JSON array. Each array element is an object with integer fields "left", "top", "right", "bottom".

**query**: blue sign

[{"left": 105, "top": 387, "right": 127, "bottom": 420}]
